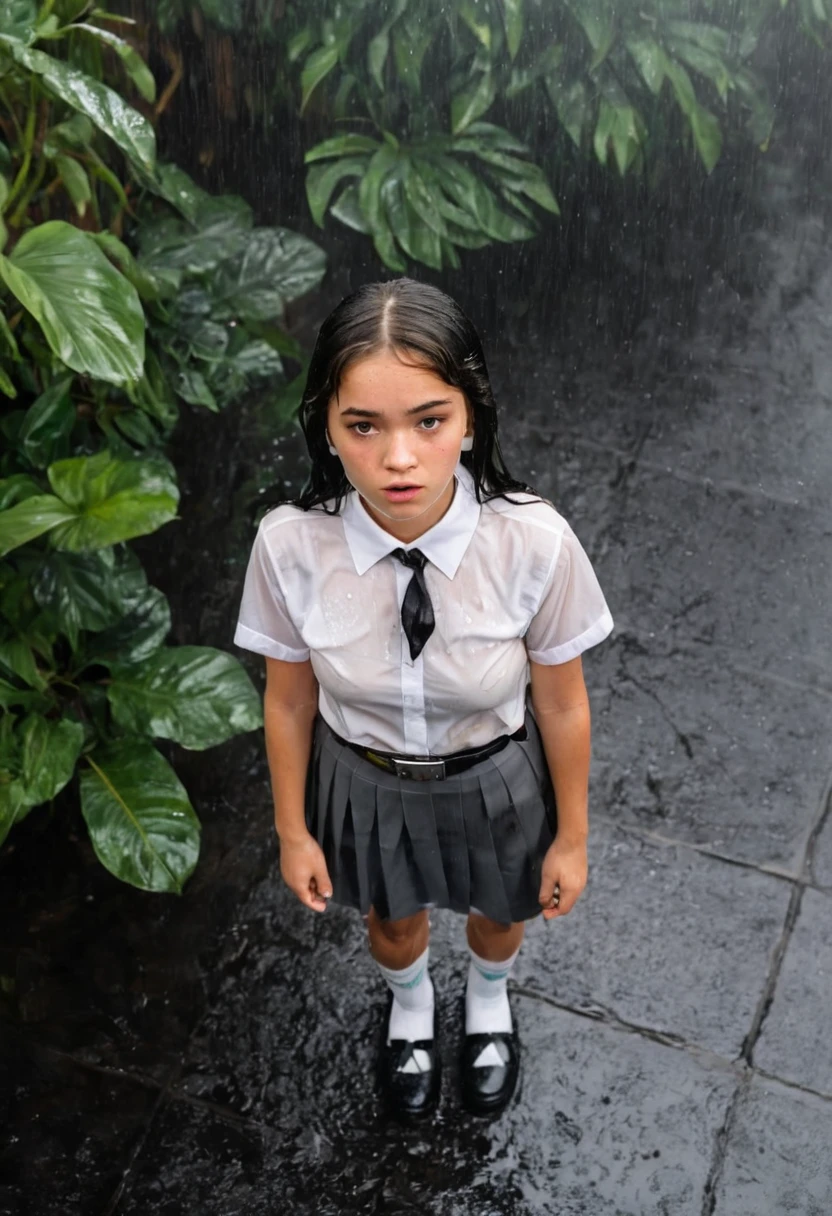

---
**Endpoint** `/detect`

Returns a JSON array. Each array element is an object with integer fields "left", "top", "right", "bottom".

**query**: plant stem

[{"left": 4, "top": 81, "right": 37, "bottom": 213}]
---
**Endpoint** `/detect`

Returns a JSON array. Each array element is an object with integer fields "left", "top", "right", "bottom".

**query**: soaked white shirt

[{"left": 233, "top": 461, "right": 613, "bottom": 755}]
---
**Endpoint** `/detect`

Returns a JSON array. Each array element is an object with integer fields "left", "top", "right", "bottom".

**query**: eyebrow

[{"left": 339, "top": 398, "right": 454, "bottom": 419}]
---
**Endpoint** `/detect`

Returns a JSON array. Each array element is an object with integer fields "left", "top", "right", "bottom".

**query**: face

[{"left": 326, "top": 349, "right": 474, "bottom": 543}]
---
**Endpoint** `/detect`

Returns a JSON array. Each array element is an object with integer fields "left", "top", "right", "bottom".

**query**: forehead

[{"left": 336, "top": 352, "right": 461, "bottom": 408}]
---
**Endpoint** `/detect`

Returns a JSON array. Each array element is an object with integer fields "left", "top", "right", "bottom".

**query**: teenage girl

[{"left": 234, "top": 277, "right": 613, "bottom": 1120}]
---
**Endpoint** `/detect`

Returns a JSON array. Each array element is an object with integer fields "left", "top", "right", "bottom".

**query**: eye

[{"left": 345, "top": 417, "right": 445, "bottom": 436}]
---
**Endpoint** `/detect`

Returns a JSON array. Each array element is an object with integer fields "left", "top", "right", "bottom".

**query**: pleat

[
  {"left": 312, "top": 729, "right": 339, "bottom": 849},
  {"left": 475, "top": 760, "right": 531, "bottom": 916},
  {"left": 399, "top": 782, "right": 449, "bottom": 909},
  {"left": 427, "top": 779, "right": 470, "bottom": 914},
  {"left": 466, "top": 770, "right": 514, "bottom": 926}
]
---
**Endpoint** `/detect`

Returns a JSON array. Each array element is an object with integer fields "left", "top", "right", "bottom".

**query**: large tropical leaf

[
  {"left": 0, "top": 222, "right": 145, "bottom": 385},
  {"left": 107, "top": 646, "right": 263, "bottom": 749},
  {"left": 79, "top": 737, "right": 200, "bottom": 893},
  {"left": 0, "top": 39, "right": 156, "bottom": 173},
  {"left": 45, "top": 449, "right": 179, "bottom": 551},
  {"left": 209, "top": 228, "right": 328, "bottom": 322}
]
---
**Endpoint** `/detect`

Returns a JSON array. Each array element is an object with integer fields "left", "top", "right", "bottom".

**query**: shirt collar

[{"left": 341, "top": 461, "right": 481, "bottom": 578}]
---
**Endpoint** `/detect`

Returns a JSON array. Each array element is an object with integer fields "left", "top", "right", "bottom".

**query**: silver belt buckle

[{"left": 392, "top": 757, "right": 446, "bottom": 781}]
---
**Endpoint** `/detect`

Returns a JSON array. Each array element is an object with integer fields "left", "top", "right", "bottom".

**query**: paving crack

[
  {"left": 739, "top": 767, "right": 832, "bottom": 1067},
  {"left": 700, "top": 1071, "right": 751, "bottom": 1216}
]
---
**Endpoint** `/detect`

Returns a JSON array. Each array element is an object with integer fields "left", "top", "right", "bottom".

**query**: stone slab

[
  {"left": 597, "top": 466, "right": 832, "bottom": 690},
  {"left": 586, "top": 637, "right": 829, "bottom": 872},
  {"left": 810, "top": 808, "right": 832, "bottom": 890},
  {"left": 713, "top": 1074, "right": 832, "bottom": 1215},
  {"left": 133, "top": 992, "right": 738, "bottom": 1216},
  {"left": 754, "top": 886, "right": 832, "bottom": 1095},
  {"left": 640, "top": 231, "right": 832, "bottom": 512},
  {"left": 435, "top": 817, "right": 791, "bottom": 1059}
]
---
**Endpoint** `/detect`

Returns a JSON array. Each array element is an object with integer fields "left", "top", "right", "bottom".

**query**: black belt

[{"left": 330, "top": 723, "right": 528, "bottom": 781}]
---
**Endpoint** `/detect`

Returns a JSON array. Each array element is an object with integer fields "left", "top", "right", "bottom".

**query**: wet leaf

[
  {"left": 0, "top": 713, "right": 84, "bottom": 845},
  {"left": 209, "top": 227, "right": 327, "bottom": 323},
  {"left": 0, "top": 221, "right": 145, "bottom": 385},
  {"left": 107, "top": 645, "right": 263, "bottom": 749},
  {"left": 43, "top": 449, "right": 178, "bottom": 552},
  {"left": 18, "top": 373, "right": 75, "bottom": 469},
  {"left": 0, "top": 39, "right": 156, "bottom": 173},
  {"left": 70, "top": 23, "right": 156, "bottom": 103},
  {"left": 80, "top": 738, "right": 200, "bottom": 893}
]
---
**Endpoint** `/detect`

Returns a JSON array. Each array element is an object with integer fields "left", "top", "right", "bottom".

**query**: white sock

[
  {"left": 375, "top": 946, "right": 435, "bottom": 1044},
  {"left": 465, "top": 944, "right": 520, "bottom": 1038}
]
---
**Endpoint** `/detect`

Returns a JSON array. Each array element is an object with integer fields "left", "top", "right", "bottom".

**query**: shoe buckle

[{"left": 391, "top": 757, "right": 446, "bottom": 781}]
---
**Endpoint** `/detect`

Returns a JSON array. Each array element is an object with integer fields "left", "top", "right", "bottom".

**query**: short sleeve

[
  {"left": 524, "top": 525, "right": 614, "bottom": 665},
  {"left": 232, "top": 517, "right": 310, "bottom": 662}
]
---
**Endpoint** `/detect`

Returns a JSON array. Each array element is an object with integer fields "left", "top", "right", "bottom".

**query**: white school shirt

[{"left": 233, "top": 460, "right": 614, "bottom": 756}]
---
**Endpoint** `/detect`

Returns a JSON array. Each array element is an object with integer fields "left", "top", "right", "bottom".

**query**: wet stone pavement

[{"left": 2, "top": 209, "right": 832, "bottom": 1215}]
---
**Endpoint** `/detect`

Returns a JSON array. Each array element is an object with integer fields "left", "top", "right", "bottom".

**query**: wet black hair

[{"left": 262, "top": 276, "right": 545, "bottom": 515}]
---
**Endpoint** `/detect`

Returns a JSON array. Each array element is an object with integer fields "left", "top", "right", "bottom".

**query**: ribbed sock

[
  {"left": 375, "top": 946, "right": 435, "bottom": 1044},
  {"left": 465, "top": 944, "right": 520, "bottom": 1037}
]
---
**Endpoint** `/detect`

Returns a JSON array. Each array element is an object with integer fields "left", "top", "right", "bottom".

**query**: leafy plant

[
  {"left": 0, "top": 0, "right": 326, "bottom": 890},
  {"left": 156, "top": 0, "right": 831, "bottom": 270}
]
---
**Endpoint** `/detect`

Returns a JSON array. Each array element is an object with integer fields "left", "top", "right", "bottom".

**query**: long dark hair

[{"left": 262, "top": 277, "right": 546, "bottom": 515}]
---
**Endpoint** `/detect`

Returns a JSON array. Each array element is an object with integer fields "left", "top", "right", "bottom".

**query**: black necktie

[{"left": 391, "top": 547, "right": 435, "bottom": 661}]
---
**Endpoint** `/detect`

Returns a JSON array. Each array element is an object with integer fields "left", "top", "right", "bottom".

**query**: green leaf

[
  {"left": 0, "top": 39, "right": 156, "bottom": 173},
  {"left": 328, "top": 182, "right": 371, "bottom": 234},
  {"left": 0, "top": 0, "right": 36, "bottom": 41},
  {"left": 545, "top": 75, "right": 589, "bottom": 148},
  {"left": 70, "top": 23, "right": 156, "bottom": 103},
  {"left": 0, "top": 638, "right": 47, "bottom": 691},
  {"left": 207, "top": 227, "right": 327, "bottom": 323},
  {"left": 664, "top": 60, "right": 722, "bottom": 172},
  {"left": 305, "top": 157, "right": 366, "bottom": 227},
  {"left": 0, "top": 221, "right": 145, "bottom": 386},
  {"left": 107, "top": 645, "right": 262, "bottom": 749},
  {"left": 15, "top": 712, "right": 83, "bottom": 804},
  {"left": 90, "top": 231, "right": 163, "bottom": 301},
  {"left": 304, "top": 133, "right": 381, "bottom": 163},
  {"left": 138, "top": 198, "right": 252, "bottom": 276},
  {"left": 502, "top": 0, "right": 524, "bottom": 60},
  {"left": 45, "top": 449, "right": 179, "bottom": 551},
  {"left": 31, "top": 544, "right": 139, "bottom": 629},
  {"left": 300, "top": 43, "right": 339, "bottom": 114},
  {"left": 381, "top": 175, "right": 443, "bottom": 270},
  {"left": 0, "top": 368, "right": 16, "bottom": 398},
  {"left": 18, "top": 373, "right": 75, "bottom": 468},
  {"left": 0, "top": 495, "right": 77, "bottom": 557},
  {"left": 358, "top": 144, "right": 400, "bottom": 236},
  {"left": 43, "top": 113, "right": 95, "bottom": 156},
  {"left": 80, "top": 737, "right": 200, "bottom": 893},
  {"left": 174, "top": 367, "right": 218, "bottom": 410},
  {"left": 625, "top": 36, "right": 669, "bottom": 96},
  {"left": 451, "top": 69, "right": 497, "bottom": 134},
  {"left": 53, "top": 153, "right": 92, "bottom": 216},
  {"left": 80, "top": 585, "right": 170, "bottom": 667}
]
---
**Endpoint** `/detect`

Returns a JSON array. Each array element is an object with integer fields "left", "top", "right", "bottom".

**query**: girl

[{"left": 234, "top": 278, "right": 613, "bottom": 1121}]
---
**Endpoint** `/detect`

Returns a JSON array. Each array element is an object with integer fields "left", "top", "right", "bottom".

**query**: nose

[{"left": 383, "top": 429, "right": 419, "bottom": 470}]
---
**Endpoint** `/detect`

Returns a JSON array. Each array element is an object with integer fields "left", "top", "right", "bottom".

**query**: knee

[{"left": 368, "top": 906, "right": 428, "bottom": 946}]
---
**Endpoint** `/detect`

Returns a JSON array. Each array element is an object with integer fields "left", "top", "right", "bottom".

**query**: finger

[
  {"left": 309, "top": 864, "right": 333, "bottom": 912},
  {"left": 538, "top": 874, "right": 561, "bottom": 908}
]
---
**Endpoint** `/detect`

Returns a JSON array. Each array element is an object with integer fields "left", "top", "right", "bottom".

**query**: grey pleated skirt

[{"left": 303, "top": 705, "right": 558, "bottom": 925}]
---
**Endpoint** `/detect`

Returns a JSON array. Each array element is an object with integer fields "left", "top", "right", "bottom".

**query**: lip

[{"left": 382, "top": 485, "right": 423, "bottom": 502}]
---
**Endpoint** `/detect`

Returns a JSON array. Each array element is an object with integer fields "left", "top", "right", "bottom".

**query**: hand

[
  {"left": 279, "top": 833, "right": 333, "bottom": 912},
  {"left": 539, "top": 836, "right": 588, "bottom": 921}
]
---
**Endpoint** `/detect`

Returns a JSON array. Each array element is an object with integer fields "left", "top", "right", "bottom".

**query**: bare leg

[
  {"left": 466, "top": 911, "right": 524, "bottom": 962},
  {"left": 367, "top": 905, "right": 430, "bottom": 970}
]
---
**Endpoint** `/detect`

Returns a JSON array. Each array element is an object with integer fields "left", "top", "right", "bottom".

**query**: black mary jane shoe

[
  {"left": 378, "top": 995, "right": 441, "bottom": 1122},
  {"left": 460, "top": 1011, "right": 520, "bottom": 1118}
]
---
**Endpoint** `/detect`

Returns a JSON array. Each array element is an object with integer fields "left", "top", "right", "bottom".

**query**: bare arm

[{"left": 263, "top": 656, "right": 332, "bottom": 911}]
